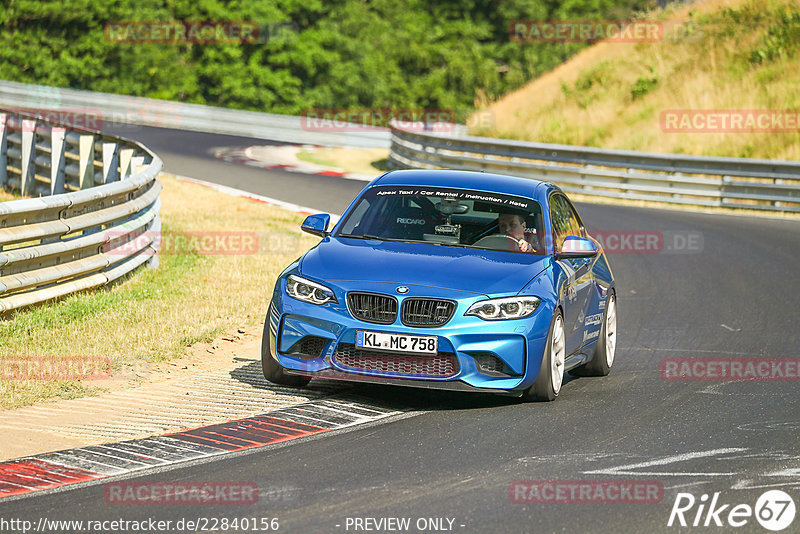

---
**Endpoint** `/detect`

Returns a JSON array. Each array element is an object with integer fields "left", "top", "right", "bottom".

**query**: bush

[{"left": 0, "top": 0, "right": 655, "bottom": 117}]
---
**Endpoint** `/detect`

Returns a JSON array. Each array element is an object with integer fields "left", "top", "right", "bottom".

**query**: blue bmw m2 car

[{"left": 262, "top": 169, "right": 616, "bottom": 401}]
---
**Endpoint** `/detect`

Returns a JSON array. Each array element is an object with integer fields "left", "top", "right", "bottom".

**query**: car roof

[{"left": 372, "top": 169, "right": 558, "bottom": 200}]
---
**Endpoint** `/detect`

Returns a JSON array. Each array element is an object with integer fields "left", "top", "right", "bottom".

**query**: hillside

[
  {"left": 0, "top": 0, "right": 653, "bottom": 117},
  {"left": 475, "top": 0, "right": 800, "bottom": 160}
]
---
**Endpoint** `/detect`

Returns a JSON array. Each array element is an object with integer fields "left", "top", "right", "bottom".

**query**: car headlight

[
  {"left": 286, "top": 275, "right": 338, "bottom": 305},
  {"left": 465, "top": 296, "right": 540, "bottom": 320}
]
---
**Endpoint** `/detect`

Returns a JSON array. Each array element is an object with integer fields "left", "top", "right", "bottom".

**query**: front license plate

[{"left": 356, "top": 330, "right": 438, "bottom": 354}]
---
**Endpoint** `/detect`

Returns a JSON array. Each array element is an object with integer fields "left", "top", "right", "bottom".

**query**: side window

[
  {"left": 563, "top": 198, "right": 584, "bottom": 238},
  {"left": 549, "top": 196, "right": 567, "bottom": 252},
  {"left": 549, "top": 195, "right": 582, "bottom": 251}
]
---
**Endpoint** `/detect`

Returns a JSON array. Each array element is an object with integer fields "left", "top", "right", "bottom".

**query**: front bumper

[
  {"left": 284, "top": 367, "right": 523, "bottom": 396},
  {"left": 268, "top": 280, "right": 554, "bottom": 394}
]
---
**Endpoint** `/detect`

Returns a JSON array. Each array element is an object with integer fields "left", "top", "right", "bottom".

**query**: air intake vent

[
  {"left": 474, "top": 353, "right": 518, "bottom": 376},
  {"left": 286, "top": 336, "right": 328, "bottom": 359},
  {"left": 333, "top": 343, "right": 458, "bottom": 378},
  {"left": 401, "top": 298, "right": 456, "bottom": 327},
  {"left": 347, "top": 292, "right": 398, "bottom": 324}
]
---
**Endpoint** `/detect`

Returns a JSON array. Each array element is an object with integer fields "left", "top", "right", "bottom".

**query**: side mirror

[
  {"left": 301, "top": 214, "right": 330, "bottom": 237},
  {"left": 556, "top": 235, "right": 598, "bottom": 260}
]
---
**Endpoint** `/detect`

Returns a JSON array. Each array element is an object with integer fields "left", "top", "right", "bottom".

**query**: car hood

[{"left": 300, "top": 237, "right": 549, "bottom": 296}]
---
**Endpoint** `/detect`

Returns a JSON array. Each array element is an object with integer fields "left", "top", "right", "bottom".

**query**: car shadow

[{"left": 229, "top": 358, "right": 581, "bottom": 412}]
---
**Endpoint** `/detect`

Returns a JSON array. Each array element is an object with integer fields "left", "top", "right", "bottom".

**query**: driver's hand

[{"left": 518, "top": 239, "right": 530, "bottom": 252}]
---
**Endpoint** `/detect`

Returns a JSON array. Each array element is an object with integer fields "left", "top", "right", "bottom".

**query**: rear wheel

[
  {"left": 573, "top": 291, "right": 616, "bottom": 377},
  {"left": 522, "top": 310, "right": 565, "bottom": 402},
  {"left": 261, "top": 322, "right": 311, "bottom": 387}
]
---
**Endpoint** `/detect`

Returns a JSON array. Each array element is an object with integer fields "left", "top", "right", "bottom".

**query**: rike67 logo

[{"left": 668, "top": 490, "right": 796, "bottom": 531}]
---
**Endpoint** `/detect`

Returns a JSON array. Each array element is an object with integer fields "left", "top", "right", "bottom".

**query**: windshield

[{"left": 335, "top": 186, "right": 545, "bottom": 254}]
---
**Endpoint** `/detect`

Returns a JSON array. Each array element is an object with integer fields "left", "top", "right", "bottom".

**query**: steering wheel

[{"left": 473, "top": 234, "right": 521, "bottom": 251}]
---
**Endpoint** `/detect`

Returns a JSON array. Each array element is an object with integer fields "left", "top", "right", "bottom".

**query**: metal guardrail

[
  {"left": 389, "top": 125, "right": 800, "bottom": 213},
  {"left": 0, "top": 108, "right": 162, "bottom": 313},
  {"left": 0, "top": 79, "right": 390, "bottom": 149}
]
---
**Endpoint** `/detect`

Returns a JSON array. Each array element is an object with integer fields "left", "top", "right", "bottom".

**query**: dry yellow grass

[
  {"left": 476, "top": 0, "right": 800, "bottom": 160},
  {"left": 0, "top": 173, "right": 318, "bottom": 409},
  {"left": 0, "top": 189, "right": 19, "bottom": 202},
  {"left": 297, "top": 147, "right": 390, "bottom": 176}
]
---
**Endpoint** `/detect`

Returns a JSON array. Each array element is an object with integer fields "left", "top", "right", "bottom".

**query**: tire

[
  {"left": 522, "top": 310, "right": 566, "bottom": 402},
  {"left": 261, "top": 321, "right": 311, "bottom": 387},
  {"left": 573, "top": 290, "right": 617, "bottom": 377}
]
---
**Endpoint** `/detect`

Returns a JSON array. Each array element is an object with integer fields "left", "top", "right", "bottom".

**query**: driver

[{"left": 497, "top": 212, "right": 538, "bottom": 253}]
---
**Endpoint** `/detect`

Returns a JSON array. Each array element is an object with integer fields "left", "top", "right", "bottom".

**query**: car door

[{"left": 550, "top": 194, "right": 594, "bottom": 354}]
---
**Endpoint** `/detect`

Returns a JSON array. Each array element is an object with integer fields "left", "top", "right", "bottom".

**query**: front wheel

[
  {"left": 261, "top": 322, "right": 311, "bottom": 387},
  {"left": 522, "top": 310, "right": 565, "bottom": 402}
]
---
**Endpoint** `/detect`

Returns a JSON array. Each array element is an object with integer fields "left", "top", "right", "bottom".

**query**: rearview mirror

[
  {"left": 436, "top": 198, "right": 469, "bottom": 215},
  {"left": 301, "top": 213, "right": 330, "bottom": 237},
  {"left": 556, "top": 236, "right": 598, "bottom": 260}
]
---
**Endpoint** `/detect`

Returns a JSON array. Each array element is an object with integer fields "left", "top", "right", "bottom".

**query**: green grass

[{"left": 0, "top": 174, "right": 318, "bottom": 409}]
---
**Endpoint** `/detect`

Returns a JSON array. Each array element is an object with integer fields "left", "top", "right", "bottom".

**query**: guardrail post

[
  {"left": 102, "top": 142, "right": 120, "bottom": 183},
  {"left": 20, "top": 119, "right": 36, "bottom": 196},
  {"left": 78, "top": 134, "right": 95, "bottom": 189},
  {"left": 0, "top": 113, "right": 7, "bottom": 188},
  {"left": 148, "top": 215, "right": 161, "bottom": 269},
  {"left": 623, "top": 168, "right": 633, "bottom": 195},
  {"left": 50, "top": 127, "right": 66, "bottom": 195},
  {"left": 720, "top": 175, "right": 730, "bottom": 207},
  {"left": 119, "top": 148, "right": 133, "bottom": 180},
  {"left": 131, "top": 155, "right": 145, "bottom": 175}
]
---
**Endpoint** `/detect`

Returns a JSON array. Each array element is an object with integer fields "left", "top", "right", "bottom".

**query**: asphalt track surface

[
  {"left": 102, "top": 125, "right": 366, "bottom": 213},
  {"left": 3, "top": 126, "right": 800, "bottom": 533}
]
